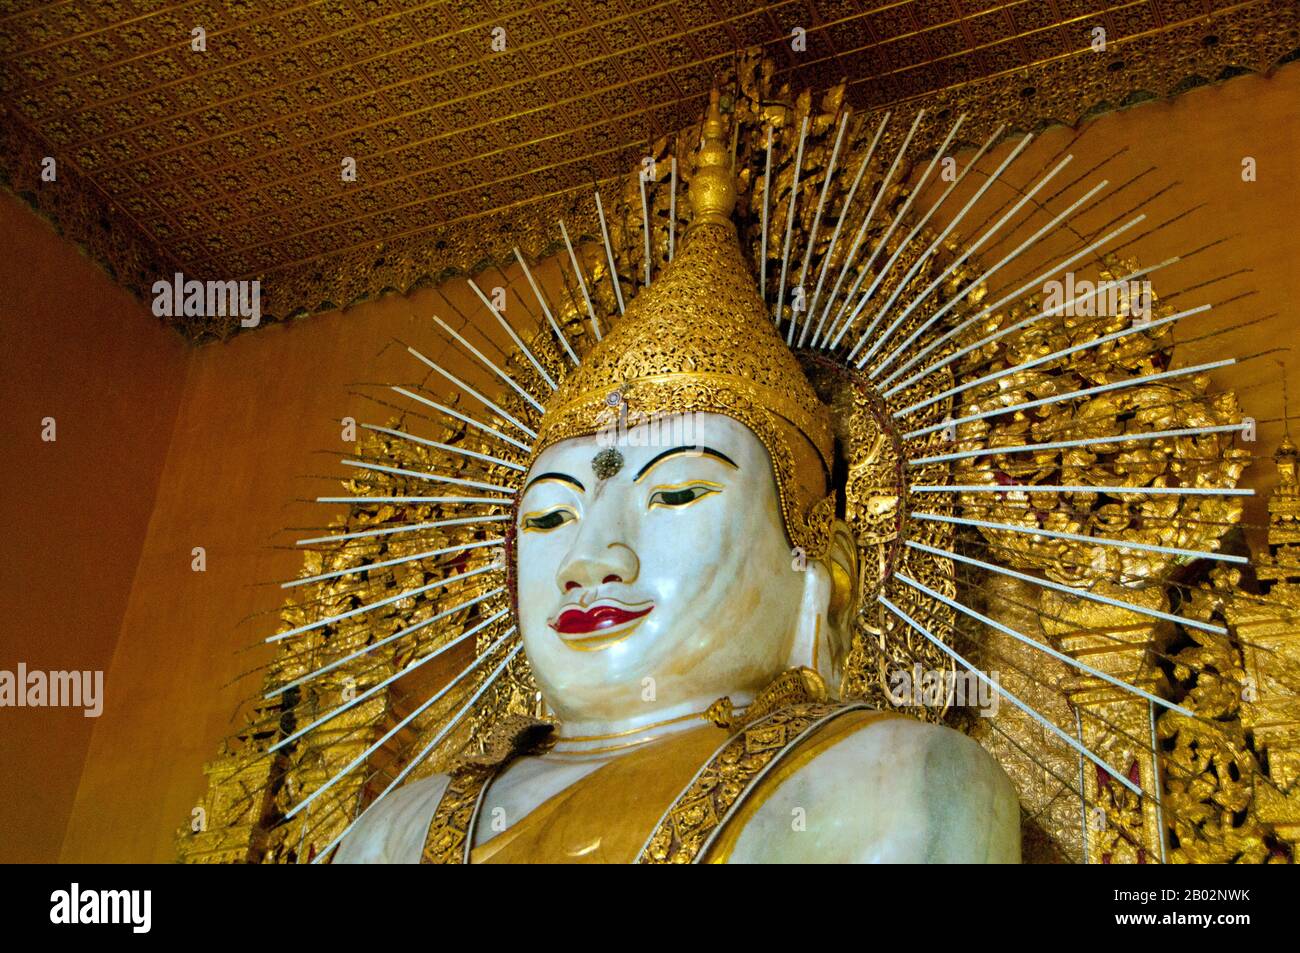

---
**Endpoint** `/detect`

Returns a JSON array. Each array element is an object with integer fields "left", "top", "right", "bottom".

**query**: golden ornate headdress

[
  {"left": 533, "top": 91, "right": 836, "bottom": 556},
  {"left": 181, "top": 54, "right": 1296, "bottom": 867}
]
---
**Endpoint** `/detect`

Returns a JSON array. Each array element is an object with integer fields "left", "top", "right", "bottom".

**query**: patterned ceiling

[{"left": 0, "top": 0, "right": 1296, "bottom": 340}]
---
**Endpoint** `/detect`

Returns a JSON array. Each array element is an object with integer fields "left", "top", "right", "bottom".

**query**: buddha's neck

[{"left": 546, "top": 691, "right": 755, "bottom": 758}]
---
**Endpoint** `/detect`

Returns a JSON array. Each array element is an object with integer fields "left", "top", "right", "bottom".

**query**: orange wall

[
  {"left": 0, "top": 191, "right": 188, "bottom": 862},
  {"left": 1, "top": 64, "right": 1296, "bottom": 863},
  {"left": 57, "top": 258, "right": 536, "bottom": 863}
]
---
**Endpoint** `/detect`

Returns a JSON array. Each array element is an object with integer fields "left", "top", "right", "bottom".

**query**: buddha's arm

[
  {"left": 332, "top": 773, "right": 451, "bottom": 864},
  {"left": 719, "top": 718, "right": 1021, "bottom": 863}
]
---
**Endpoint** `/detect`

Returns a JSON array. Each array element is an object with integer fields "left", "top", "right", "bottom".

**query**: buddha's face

[{"left": 515, "top": 412, "right": 820, "bottom": 726}]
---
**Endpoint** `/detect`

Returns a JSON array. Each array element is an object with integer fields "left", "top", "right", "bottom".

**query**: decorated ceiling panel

[{"left": 0, "top": 0, "right": 1296, "bottom": 341}]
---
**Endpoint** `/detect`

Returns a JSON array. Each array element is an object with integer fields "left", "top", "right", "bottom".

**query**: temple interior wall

[
  {"left": 0, "top": 62, "right": 1294, "bottom": 862},
  {"left": 0, "top": 189, "right": 189, "bottom": 862}
]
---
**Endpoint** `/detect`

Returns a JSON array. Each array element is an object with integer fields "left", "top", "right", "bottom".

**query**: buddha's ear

[
  {"left": 788, "top": 519, "right": 858, "bottom": 695},
  {"left": 822, "top": 519, "right": 859, "bottom": 681}
]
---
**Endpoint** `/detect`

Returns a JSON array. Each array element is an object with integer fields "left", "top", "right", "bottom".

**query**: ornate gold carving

[
  {"left": 963, "top": 575, "right": 1081, "bottom": 864},
  {"left": 1156, "top": 576, "right": 1275, "bottom": 864},
  {"left": 532, "top": 95, "right": 839, "bottom": 556},
  {"left": 454, "top": 714, "right": 554, "bottom": 769},
  {"left": 421, "top": 765, "right": 494, "bottom": 866},
  {"left": 705, "top": 666, "right": 829, "bottom": 733},
  {"left": 685, "top": 89, "right": 736, "bottom": 232},
  {"left": 176, "top": 725, "right": 274, "bottom": 865},
  {"left": 949, "top": 264, "right": 1249, "bottom": 588},
  {"left": 1049, "top": 587, "right": 1172, "bottom": 865},
  {"left": 534, "top": 234, "right": 836, "bottom": 556},
  {"left": 1224, "top": 438, "right": 1300, "bottom": 853}
]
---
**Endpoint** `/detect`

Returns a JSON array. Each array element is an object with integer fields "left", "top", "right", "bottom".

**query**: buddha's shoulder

[
  {"left": 332, "top": 716, "right": 554, "bottom": 864},
  {"left": 719, "top": 707, "right": 1020, "bottom": 862},
  {"left": 332, "top": 773, "right": 451, "bottom": 864},
  {"left": 800, "top": 707, "right": 1007, "bottom": 781}
]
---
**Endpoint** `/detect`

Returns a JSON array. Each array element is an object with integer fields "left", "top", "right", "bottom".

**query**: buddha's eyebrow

[
  {"left": 522, "top": 472, "right": 585, "bottom": 494},
  {"left": 634, "top": 446, "right": 738, "bottom": 483}
]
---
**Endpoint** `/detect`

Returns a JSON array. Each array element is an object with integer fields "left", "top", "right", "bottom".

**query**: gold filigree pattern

[
  {"left": 1157, "top": 576, "right": 1274, "bottom": 864},
  {"left": 420, "top": 765, "right": 495, "bottom": 866}
]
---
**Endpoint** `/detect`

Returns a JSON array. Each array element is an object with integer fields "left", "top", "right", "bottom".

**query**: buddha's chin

[{"left": 523, "top": 626, "right": 787, "bottom": 724}]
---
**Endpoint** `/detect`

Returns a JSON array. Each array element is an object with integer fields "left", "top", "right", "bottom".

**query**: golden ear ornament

[{"left": 182, "top": 55, "right": 1297, "bottom": 866}]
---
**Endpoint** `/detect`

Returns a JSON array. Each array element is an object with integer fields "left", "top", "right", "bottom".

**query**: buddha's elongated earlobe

[
  {"left": 788, "top": 558, "right": 833, "bottom": 690},
  {"left": 822, "top": 520, "right": 860, "bottom": 689},
  {"left": 786, "top": 519, "right": 857, "bottom": 695}
]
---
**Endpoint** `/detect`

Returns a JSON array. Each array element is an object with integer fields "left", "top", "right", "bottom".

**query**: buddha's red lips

[{"left": 550, "top": 603, "right": 654, "bottom": 635}]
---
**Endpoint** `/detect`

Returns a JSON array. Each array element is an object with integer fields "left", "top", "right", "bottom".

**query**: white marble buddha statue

[{"left": 335, "top": 97, "right": 1020, "bottom": 865}]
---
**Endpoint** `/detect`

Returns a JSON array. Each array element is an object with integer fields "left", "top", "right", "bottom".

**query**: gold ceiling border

[
  {"left": 1, "top": 1, "right": 1297, "bottom": 344},
  {"left": 252, "top": 3, "right": 1300, "bottom": 341},
  {"left": 0, "top": 99, "right": 179, "bottom": 296}
]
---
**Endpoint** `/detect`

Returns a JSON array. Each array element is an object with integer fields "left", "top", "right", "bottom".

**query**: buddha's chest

[
  {"left": 420, "top": 702, "right": 886, "bottom": 864},
  {"left": 469, "top": 725, "right": 729, "bottom": 864}
]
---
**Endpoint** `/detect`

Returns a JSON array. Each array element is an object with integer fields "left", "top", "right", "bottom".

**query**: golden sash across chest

[{"left": 420, "top": 701, "right": 897, "bottom": 864}]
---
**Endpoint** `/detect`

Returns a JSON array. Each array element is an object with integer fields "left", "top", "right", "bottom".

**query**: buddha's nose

[{"left": 556, "top": 540, "right": 639, "bottom": 594}]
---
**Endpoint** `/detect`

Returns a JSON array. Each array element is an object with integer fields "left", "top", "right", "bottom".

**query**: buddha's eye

[
  {"left": 648, "top": 481, "right": 722, "bottom": 510},
  {"left": 521, "top": 506, "right": 577, "bottom": 533}
]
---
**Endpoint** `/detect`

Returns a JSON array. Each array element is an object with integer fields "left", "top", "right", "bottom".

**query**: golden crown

[{"left": 531, "top": 91, "right": 837, "bottom": 556}]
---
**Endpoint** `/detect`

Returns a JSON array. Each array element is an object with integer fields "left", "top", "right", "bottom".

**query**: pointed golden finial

[
  {"left": 1281, "top": 360, "right": 1294, "bottom": 443},
  {"left": 688, "top": 87, "right": 737, "bottom": 231}
]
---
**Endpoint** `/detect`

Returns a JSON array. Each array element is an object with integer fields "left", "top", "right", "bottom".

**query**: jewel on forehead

[{"left": 591, "top": 448, "right": 624, "bottom": 480}]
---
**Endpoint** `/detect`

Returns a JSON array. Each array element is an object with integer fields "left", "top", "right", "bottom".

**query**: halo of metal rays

[{"left": 222, "top": 80, "right": 1277, "bottom": 865}]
